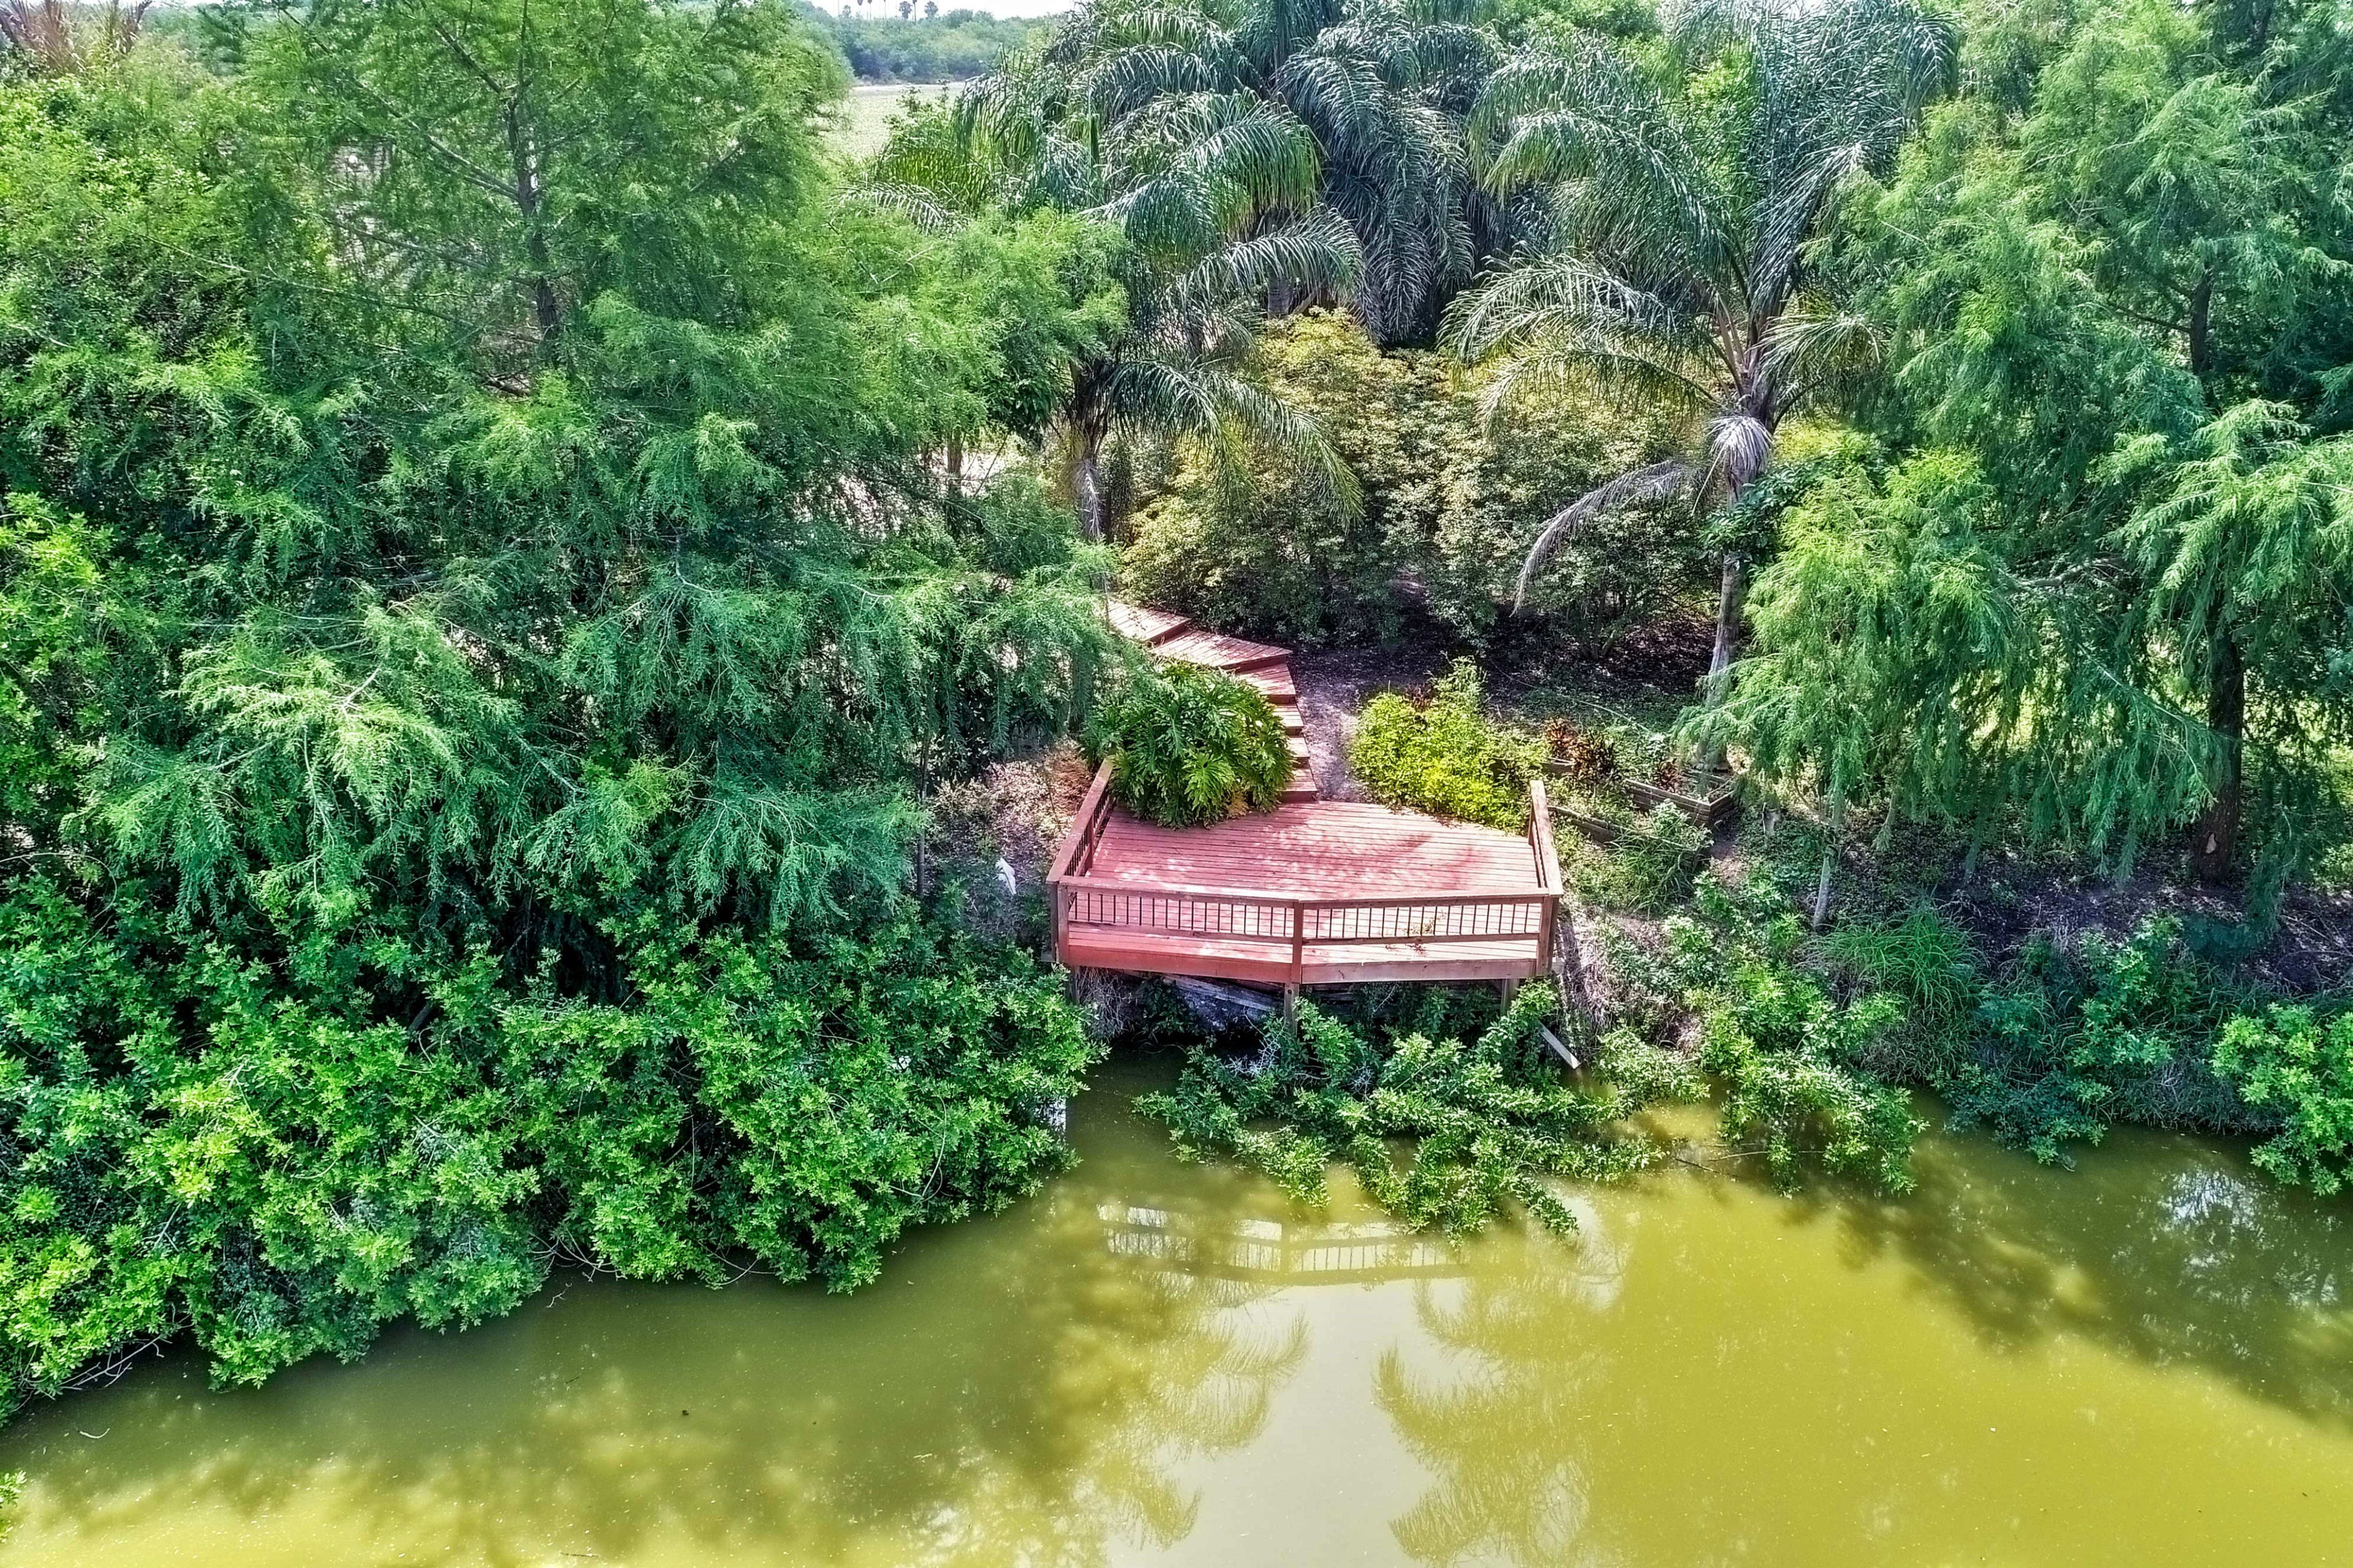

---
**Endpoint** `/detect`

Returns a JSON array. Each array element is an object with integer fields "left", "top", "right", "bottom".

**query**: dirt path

[{"left": 1289, "top": 642, "right": 1451, "bottom": 802}]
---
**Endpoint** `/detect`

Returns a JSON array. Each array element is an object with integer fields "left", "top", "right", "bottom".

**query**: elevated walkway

[
  {"left": 1059, "top": 600, "right": 1563, "bottom": 994},
  {"left": 1108, "top": 599, "right": 1316, "bottom": 801}
]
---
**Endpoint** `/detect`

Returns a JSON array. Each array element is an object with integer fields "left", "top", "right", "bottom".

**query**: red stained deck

[
  {"left": 1107, "top": 597, "right": 1316, "bottom": 801},
  {"left": 1050, "top": 760, "right": 1564, "bottom": 990}
]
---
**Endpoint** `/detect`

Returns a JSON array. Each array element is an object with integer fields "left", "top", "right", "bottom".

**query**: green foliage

[
  {"left": 1616, "top": 873, "right": 1923, "bottom": 1193},
  {"left": 1351, "top": 661, "right": 1547, "bottom": 830},
  {"left": 0, "top": 0, "right": 1131, "bottom": 1416},
  {"left": 1135, "top": 988, "right": 1680, "bottom": 1236},
  {"left": 1120, "top": 311, "right": 1683, "bottom": 648},
  {"left": 1567, "top": 803, "right": 1706, "bottom": 915},
  {"left": 1946, "top": 917, "right": 2259, "bottom": 1162},
  {"left": 1752, "top": 0, "right": 2353, "bottom": 894},
  {"left": 1087, "top": 661, "right": 1291, "bottom": 828},
  {"left": 817, "top": 7, "right": 1048, "bottom": 83},
  {"left": 2214, "top": 1004, "right": 2353, "bottom": 1195},
  {"left": 0, "top": 882, "right": 1098, "bottom": 1419}
]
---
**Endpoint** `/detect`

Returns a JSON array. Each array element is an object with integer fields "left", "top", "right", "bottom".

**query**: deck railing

[{"left": 1048, "top": 762, "right": 1563, "bottom": 989}]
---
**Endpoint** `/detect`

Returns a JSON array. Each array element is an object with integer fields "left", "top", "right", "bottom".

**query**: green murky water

[{"left": 6, "top": 1060, "right": 2352, "bottom": 1566}]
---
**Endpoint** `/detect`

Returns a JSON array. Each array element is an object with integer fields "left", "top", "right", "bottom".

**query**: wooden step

[
  {"left": 1282, "top": 767, "right": 1319, "bottom": 803},
  {"left": 1156, "top": 629, "right": 1294, "bottom": 675},
  {"left": 1107, "top": 599, "right": 1192, "bottom": 647},
  {"left": 1232, "top": 665, "right": 1298, "bottom": 704}
]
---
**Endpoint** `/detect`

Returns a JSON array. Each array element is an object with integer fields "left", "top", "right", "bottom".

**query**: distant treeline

[{"left": 807, "top": 5, "right": 1050, "bottom": 81}]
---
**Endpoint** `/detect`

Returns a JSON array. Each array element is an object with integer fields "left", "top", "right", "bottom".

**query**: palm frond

[{"left": 1514, "top": 460, "right": 1698, "bottom": 610}]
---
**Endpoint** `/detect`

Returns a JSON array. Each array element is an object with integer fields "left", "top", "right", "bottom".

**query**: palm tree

[
  {"left": 0, "top": 0, "right": 150, "bottom": 75},
  {"left": 1042, "top": 0, "right": 1499, "bottom": 346},
  {"left": 877, "top": 0, "right": 1492, "bottom": 538},
  {"left": 1447, "top": 0, "right": 1955, "bottom": 711},
  {"left": 922, "top": 1, "right": 1393, "bottom": 539}
]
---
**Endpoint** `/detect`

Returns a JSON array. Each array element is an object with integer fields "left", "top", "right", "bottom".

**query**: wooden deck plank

[
  {"left": 1087, "top": 803, "right": 1544, "bottom": 896},
  {"left": 1154, "top": 628, "right": 1293, "bottom": 673},
  {"left": 1106, "top": 599, "right": 1191, "bottom": 646}
]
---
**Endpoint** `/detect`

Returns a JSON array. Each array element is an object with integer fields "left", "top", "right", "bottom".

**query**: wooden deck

[
  {"left": 1050, "top": 756, "right": 1563, "bottom": 991},
  {"left": 1109, "top": 598, "right": 1316, "bottom": 801}
]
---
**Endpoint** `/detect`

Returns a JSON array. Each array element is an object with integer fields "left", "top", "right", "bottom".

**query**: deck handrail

[
  {"left": 1056, "top": 874, "right": 1552, "bottom": 908},
  {"left": 1047, "top": 765, "right": 1564, "bottom": 987}
]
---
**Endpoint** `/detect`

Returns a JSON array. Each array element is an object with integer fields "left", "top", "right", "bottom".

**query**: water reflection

[
  {"left": 1834, "top": 1124, "right": 2353, "bottom": 1425},
  {"left": 9, "top": 1081, "right": 2353, "bottom": 1567},
  {"left": 0, "top": 1087, "right": 1312, "bottom": 1567},
  {"left": 1378, "top": 1210, "right": 1627, "bottom": 1568},
  {"left": 1369, "top": 1124, "right": 2353, "bottom": 1567}
]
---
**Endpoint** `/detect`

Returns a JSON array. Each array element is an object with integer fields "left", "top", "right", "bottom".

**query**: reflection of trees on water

[
  {"left": 1370, "top": 1132, "right": 2353, "bottom": 1568},
  {"left": 1374, "top": 1216, "right": 1629, "bottom": 1568},
  {"left": 1835, "top": 1131, "right": 2353, "bottom": 1426},
  {"left": 0, "top": 1135, "right": 1309, "bottom": 1568}
]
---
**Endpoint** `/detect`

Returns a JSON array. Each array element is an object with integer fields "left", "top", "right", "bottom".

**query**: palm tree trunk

[
  {"left": 2192, "top": 631, "right": 2243, "bottom": 881},
  {"left": 1073, "top": 428, "right": 1105, "bottom": 542},
  {"left": 1707, "top": 553, "right": 1746, "bottom": 688}
]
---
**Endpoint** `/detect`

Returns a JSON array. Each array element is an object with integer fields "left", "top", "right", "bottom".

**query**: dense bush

[
  {"left": 1613, "top": 874, "right": 1923, "bottom": 1193},
  {"left": 1351, "top": 661, "right": 1546, "bottom": 830},
  {"left": 1982, "top": 922, "right": 2276, "bottom": 1149},
  {"left": 2212, "top": 1005, "right": 2353, "bottom": 1195},
  {"left": 1120, "top": 312, "right": 1691, "bottom": 648},
  {"left": 1136, "top": 988, "right": 1687, "bottom": 1234},
  {"left": 1086, "top": 661, "right": 1291, "bottom": 827},
  {"left": 1567, "top": 803, "right": 1708, "bottom": 914},
  {"left": 0, "top": 885, "right": 1096, "bottom": 1418}
]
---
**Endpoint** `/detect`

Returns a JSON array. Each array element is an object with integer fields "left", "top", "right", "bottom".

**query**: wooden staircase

[{"left": 1107, "top": 600, "right": 1317, "bottom": 802}]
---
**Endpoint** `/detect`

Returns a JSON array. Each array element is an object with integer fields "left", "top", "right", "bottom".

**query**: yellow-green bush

[{"left": 1349, "top": 661, "right": 1547, "bottom": 829}]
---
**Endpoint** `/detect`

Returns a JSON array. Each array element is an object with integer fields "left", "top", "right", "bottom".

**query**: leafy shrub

[
  {"left": 1612, "top": 873, "right": 1923, "bottom": 1193},
  {"left": 1822, "top": 902, "right": 1984, "bottom": 1083},
  {"left": 1350, "top": 660, "right": 1547, "bottom": 830},
  {"left": 1120, "top": 453, "right": 1400, "bottom": 648},
  {"left": 1953, "top": 916, "right": 2260, "bottom": 1162},
  {"left": 1569, "top": 803, "right": 1707, "bottom": 914},
  {"left": 2213, "top": 1004, "right": 2353, "bottom": 1195},
  {"left": 1135, "top": 988, "right": 1686, "bottom": 1235},
  {"left": 1120, "top": 311, "right": 1690, "bottom": 648},
  {"left": 1086, "top": 661, "right": 1291, "bottom": 827},
  {"left": 0, "top": 885, "right": 1098, "bottom": 1420}
]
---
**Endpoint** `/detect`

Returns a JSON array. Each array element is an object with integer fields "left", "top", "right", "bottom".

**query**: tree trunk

[
  {"left": 944, "top": 432, "right": 963, "bottom": 498},
  {"left": 2192, "top": 631, "right": 2244, "bottom": 881},
  {"left": 1691, "top": 552, "right": 1748, "bottom": 781},
  {"left": 1707, "top": 553, "right": 1746, "bottom": 687},
  {"left": 1073, "top": 428, "right": 1105, "bottom": 542},
  {"left": 1812, "top": 794, "right": 1846, "bottom": 931},
  {"left": 506, "top": 101, "right": 562, "bottom": 350},
  {"left": 2186, "top": 267, "right": 2214, "bottom": 380}
]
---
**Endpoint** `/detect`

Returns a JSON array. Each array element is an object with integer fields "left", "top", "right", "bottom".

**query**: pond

[{"left": 4, "top": 1058, "right": 2352, "bottom": 1566}]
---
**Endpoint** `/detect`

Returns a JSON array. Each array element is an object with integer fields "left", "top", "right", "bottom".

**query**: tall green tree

[
  {"left": 1705, "top": 0, "right": 2353, "bottom": 895},
  {"left": 1447, "top": 0, "right": 1955, "bottom": 701}
]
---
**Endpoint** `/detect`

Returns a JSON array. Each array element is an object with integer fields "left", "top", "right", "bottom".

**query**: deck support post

[{"left": 1283, "top": 985, "right": 1299, "bottom": 1026}]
